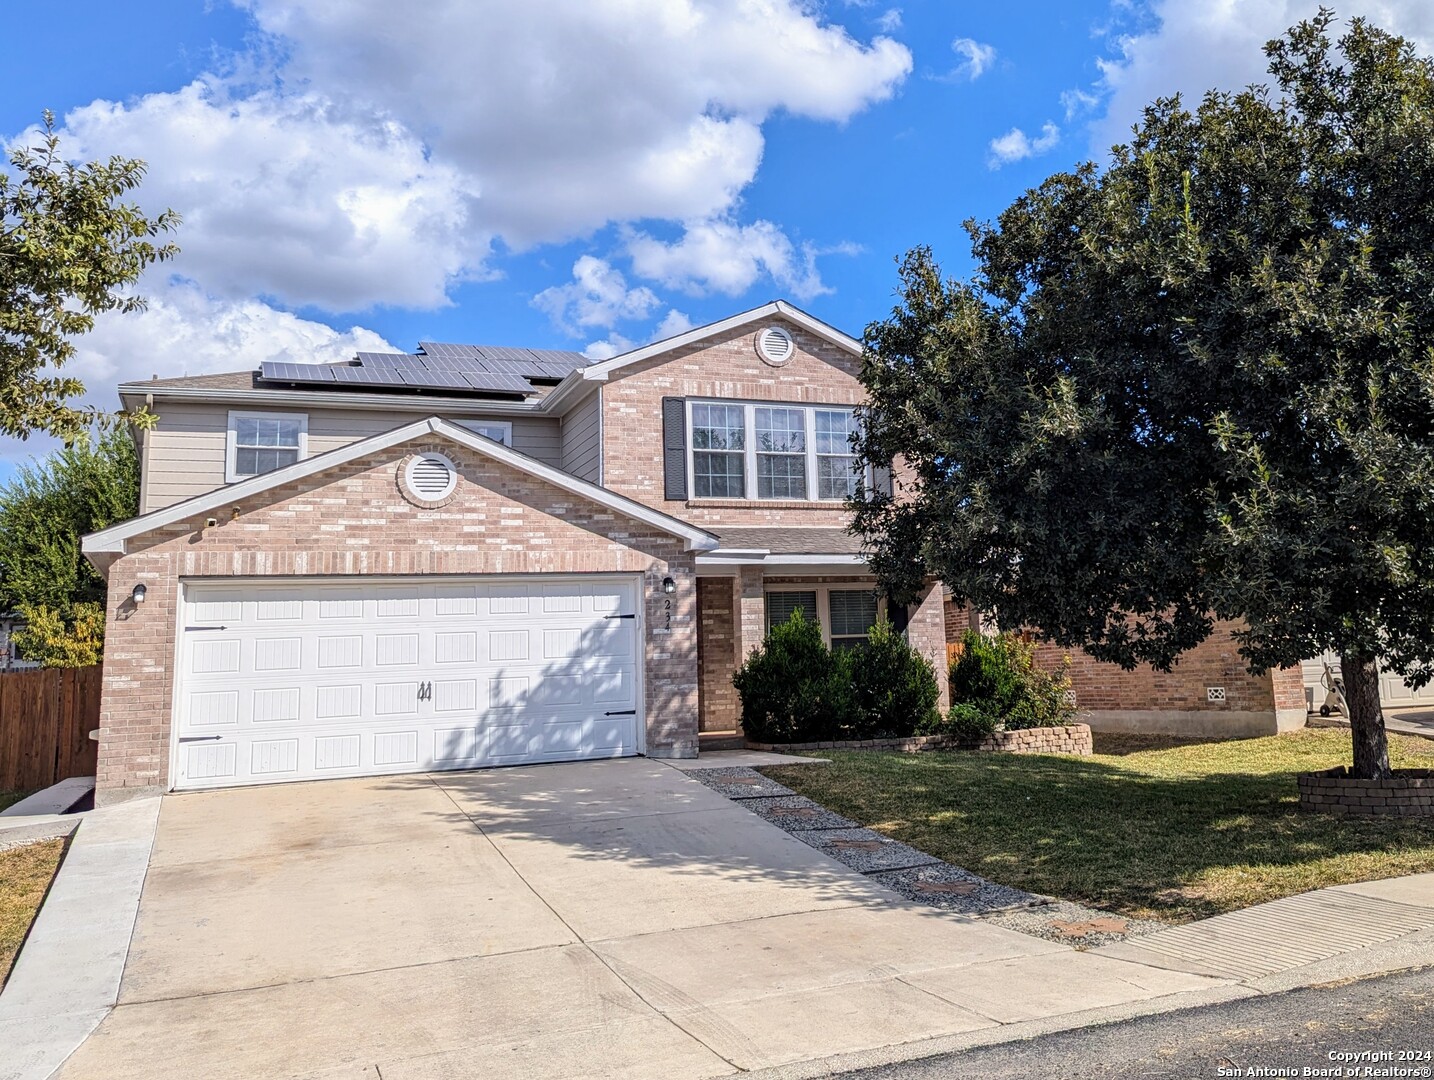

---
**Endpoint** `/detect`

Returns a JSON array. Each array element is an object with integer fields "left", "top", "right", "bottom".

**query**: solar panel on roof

[
  {"left": 460, "top": 370, "right": 536, "bottom": 393},
  {"left": 260, "top": 362, "right": 338, "bottom": 383}
]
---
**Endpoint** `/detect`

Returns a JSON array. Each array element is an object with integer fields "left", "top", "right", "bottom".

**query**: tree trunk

[{"left": 1339, "top": 652, "right": 1392, "bottom": 780}]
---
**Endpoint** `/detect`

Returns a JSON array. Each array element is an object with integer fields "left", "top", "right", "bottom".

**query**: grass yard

[
  {"left": 0, "top": 837, "right": 65, "bottom": 985},
  {"left": 764, "top": 729, "right": 1434, "bottom": 923}
]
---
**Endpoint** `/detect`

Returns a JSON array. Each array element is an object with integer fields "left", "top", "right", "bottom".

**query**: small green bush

[
  {"left": 947, "top": 629, "right": 1076, "bottom": 728},
  {"left": 917, "top": 701, "right": 998, "bottom": 743},
  {"left": 848, "top": 618, "right": 939, "bottom": 737},
  {"left": 732, "top": 610, "right": 855, "bottom": 742}
]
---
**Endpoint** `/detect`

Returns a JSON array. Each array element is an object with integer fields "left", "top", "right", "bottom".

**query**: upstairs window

[
  {"left": 687, "top": 401, "right": 863, "bottom": 502},
  {"left": 451, "top": 419, "right": 513, "bottom": 445},
  {"left": 754, "top": 407, "right": 807, "bottom": 499},
  {"left": 814, "top": 409, "right": 863, "bottom": 500},
  {"left": 227, "top": 411, "right": 307, "bottom": 482},
  {"left": 691, "top": 403, "right": 746, "bottom": 498}
]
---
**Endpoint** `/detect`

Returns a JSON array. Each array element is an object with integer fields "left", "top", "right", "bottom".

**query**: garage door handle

[
  {"left": 178, "top": 735, "right": 223, "bottom": 742},
  {"left": 605, "top": 613, "right": 636, "bottom": 620},
  {"left": 185, "top": 625, "right": 228, "bottom": 631},
  {"left": 604, "top": 710, "right": 636, "bottom": 716}
]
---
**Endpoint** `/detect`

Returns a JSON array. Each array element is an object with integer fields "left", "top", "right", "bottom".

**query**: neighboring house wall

[
  {"left": 1032, "top": 623, "right": 1306, "bottom": 738},
  {"left": 560, "top": 388, "right": 602, "bottom": 484},
  {"left": 97, "top": 436, "right": 699, "bottom": 801},
  {"left": 139, "top": 402, "right": 563, "bottom": 512},
  {"left": 600, "top": 317, "right": 865, "bottom": 529}
]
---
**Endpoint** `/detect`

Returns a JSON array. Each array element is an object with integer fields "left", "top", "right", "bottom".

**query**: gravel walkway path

[{"left": 687, "top": 765, "right": 1167, "bottom": 947}]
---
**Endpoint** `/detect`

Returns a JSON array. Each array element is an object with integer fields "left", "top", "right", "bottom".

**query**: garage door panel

[{"left": 175, "top": 575, "right": 642, "bottom": 790}]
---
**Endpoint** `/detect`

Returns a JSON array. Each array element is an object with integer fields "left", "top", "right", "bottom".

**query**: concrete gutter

[{"left": 0, "top": 796, "right": 160, "bottom": 1080}]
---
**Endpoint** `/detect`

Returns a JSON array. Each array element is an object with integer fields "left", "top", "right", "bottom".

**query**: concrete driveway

[{"left": 54, "top": 759, "right": 1218, "bottom": 1079}]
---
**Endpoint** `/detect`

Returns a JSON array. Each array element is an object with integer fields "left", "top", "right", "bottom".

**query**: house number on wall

[{"left": 664, "top": 597, "right": 672, "bottom": 630}]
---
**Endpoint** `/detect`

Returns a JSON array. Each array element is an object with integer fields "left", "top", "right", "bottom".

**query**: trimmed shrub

[
  {"left": 948, "top": 629, "right": 1075, "bottom": 728},
  {"left": 918, "top": 701, "right": 998, "bottom": 744},
  {"left": 847, "top": 618, "right": 940, "bottom": 738},
  {"left": 732, "top": 610, "right": 855, "bottom": 743}
]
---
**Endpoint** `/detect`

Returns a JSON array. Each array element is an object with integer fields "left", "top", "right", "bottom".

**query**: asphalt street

[{"left": 832, "top": 965, "right": 1434, "bottom": 1079}]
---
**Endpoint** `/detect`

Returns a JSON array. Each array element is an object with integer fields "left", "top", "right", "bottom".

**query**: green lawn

[{"left": 764, "top": 730, "right": 1434, "bottom": 923}]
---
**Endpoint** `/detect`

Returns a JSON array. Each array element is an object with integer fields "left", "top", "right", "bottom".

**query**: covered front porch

[{"left": 691, "top": 527, "right": 949, "bottom": 741}]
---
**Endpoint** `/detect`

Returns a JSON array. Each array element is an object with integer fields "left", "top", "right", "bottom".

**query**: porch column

[
  {"left": 908, "top": 580, "right": 951, "bottom": 710},
  {"left": 731, "top": 566, "right": 767, "bottom": 737}
]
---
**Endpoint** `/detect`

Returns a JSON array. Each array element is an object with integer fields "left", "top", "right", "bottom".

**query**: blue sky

[{"left": 2, "top": 0, "right": 1431, "bottom": 483}]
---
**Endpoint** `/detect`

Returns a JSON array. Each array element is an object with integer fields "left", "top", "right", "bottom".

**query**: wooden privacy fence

[{"left": 0, "top": 665, "right": 102, "bottom": 792}]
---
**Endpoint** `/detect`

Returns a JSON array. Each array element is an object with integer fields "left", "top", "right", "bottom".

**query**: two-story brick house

[{"left": 82, "top": 302, "right": 949, "bottom": 803}]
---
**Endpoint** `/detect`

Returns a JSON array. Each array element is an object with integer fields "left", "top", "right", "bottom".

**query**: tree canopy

[
  {"left": 0, "top": 419, "right": 139, "bottom": 667},
  {"left": 853, "top": 11, "right": 1434, "bottom": 778},
  {"left": 0, "top": 112, "right": 178, "bottom": 441}
]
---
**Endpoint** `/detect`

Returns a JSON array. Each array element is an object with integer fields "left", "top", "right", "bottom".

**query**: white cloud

[
  {"left": 582, "top": 333, "right": 637, "bottom": 361},
  {"left": 1060, "top": 88, "right": 1100, "bottom": 120},
  {"left": 655, "top": 309, "right": 696, "bottom": 340},
  {"left": 71, "top": 280, "right": 394, "bottom": 392},
  {"left": 943, "top": 37, "right": 997, "bottom": 82},
  {"left": 239, "top": 0, "right": 912, "bottom": 249},
  {"left": 532, "top": 256, "right": 661, "bottom": 333},
  {"left": 626, "top": 218, "right": 835, "bottom": 300},
  {"left": 876, "top": 9, "right": 903, "bottom": 33},
  {"left": 29, "top": 1, "right": 909, "bottom": 322},
  {"left": 987, "top": 121, "right": 1061, "bottom": 167},
  {"left": 0, "top": 280, "right": 392, "bottom": 467},
  {"left": 42, "top": 80, "right": 480, "bottom": 313},
  {"left": 1092, "top": 1, "right": 1434, "bottom": 152}
]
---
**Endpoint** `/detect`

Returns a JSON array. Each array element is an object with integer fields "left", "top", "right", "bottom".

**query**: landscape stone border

[
  {"left": 745, "top": 723, "right": 1093, "bottom": 757},
  {"left": 1298, "top": 767, "right": 1434, "bottom": 817}
]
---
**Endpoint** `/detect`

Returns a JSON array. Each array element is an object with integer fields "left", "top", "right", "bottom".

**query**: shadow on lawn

[{"left": 762, "top": 739, "right": 1434, "bottom": 923}]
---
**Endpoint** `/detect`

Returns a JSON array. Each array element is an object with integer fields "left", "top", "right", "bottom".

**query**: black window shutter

[{"left": 661, "top": 396, "right": 687, "bottom": 500}]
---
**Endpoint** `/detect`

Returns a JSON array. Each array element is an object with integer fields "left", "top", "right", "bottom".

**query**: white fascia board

[
  {"left": 579, "top": 300, "right": 861, "bottom": 384},
  {"left": 695, "top": 552, "right": 868, "bottom": 570},
  {"left": 83, "top": 416, "right": 719, "bottom": 557},
  {"left": 117, "top": 384, "right": 550, "bottom": 417}
]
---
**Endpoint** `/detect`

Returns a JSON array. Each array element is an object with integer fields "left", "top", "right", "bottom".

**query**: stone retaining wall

[
  {"left": 1298, "top": 767, "right": 1434, "bottom": 816},
  {"left": 746, "top": 723, "right": 1093, "bottom": 756}
]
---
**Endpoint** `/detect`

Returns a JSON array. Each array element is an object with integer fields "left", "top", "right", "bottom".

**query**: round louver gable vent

[
  {"left": 756, "top": 326, "right": 795, "bottom": 365},
  {"left": 403, "top": 452, "right": 458, "bottom": 501}
]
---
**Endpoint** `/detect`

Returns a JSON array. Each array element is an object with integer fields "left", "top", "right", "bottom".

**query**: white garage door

[
  {"left": 171, "top": 576, "right": 642, "bottom": 791},
  {"left": 1301, "top": 651, "right": 1434, "bottom": 712}
]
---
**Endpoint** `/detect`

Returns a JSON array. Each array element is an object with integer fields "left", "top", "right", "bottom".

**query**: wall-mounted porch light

[
  {"left": 131, "top": 583, "right": 147, "bottom": 605},
  {"left": 661, "top": 576, "right": 677, "bottom": 595}
]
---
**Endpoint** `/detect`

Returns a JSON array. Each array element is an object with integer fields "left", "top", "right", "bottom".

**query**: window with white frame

[
  {"left": 227, "top": 412, "right": 307, "bottom": 482},
  {"left": 691, "top": 403, "right": 746, "bottom": 498},
  {"left": 765, "top": 586, "right": 880, "bottom": 649},
  {"left": 828, "top": 589, "right": 879, "bottom": 651},
  {"left": 450, "top": 419, "right": 513, "bottom": 445},
  {"left": 814, "top": 409, "right": 863, "bottom": 500},
  {"left": 688, "top": 401, "right": 863, "bottom": 502}
]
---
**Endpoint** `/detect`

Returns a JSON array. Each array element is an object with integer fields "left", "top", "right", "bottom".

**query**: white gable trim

[
  {"left": 82, "top": 417, "right": 720, "bottom": 559},
  {"left": 577, "top": 300, "right": 861, "bottom": 383}
]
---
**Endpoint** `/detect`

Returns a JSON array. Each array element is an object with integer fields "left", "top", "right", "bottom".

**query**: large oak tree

[{"left": 854, "top": 11, "right": 1434, "bottom": 779}]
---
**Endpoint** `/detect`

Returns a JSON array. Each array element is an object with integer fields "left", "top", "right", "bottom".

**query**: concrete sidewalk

[{"left": 4, "top": 756, "right": 1433, "bottom": 1080}]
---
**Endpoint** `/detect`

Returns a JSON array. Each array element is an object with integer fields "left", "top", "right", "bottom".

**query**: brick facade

[
  {"left": 95, "top": 435, "right": 699, "bottom": 802},
  {"left": 1029, "top": 622, "right": 1306, "bottom": 738},
  {"left": 696, "top": 577, "right": 738, "bottom": 732},
  {"left": 600, "top": 317, "right": 866, "bottom": 528}
]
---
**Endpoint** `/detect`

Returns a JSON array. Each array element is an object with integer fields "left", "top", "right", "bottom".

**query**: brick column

[
  {"left": 730, "top": 566, "right": 767, "bottom": 736},
  {"left": 907, "top": 580, "right": 950, "bottom": 710}
]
